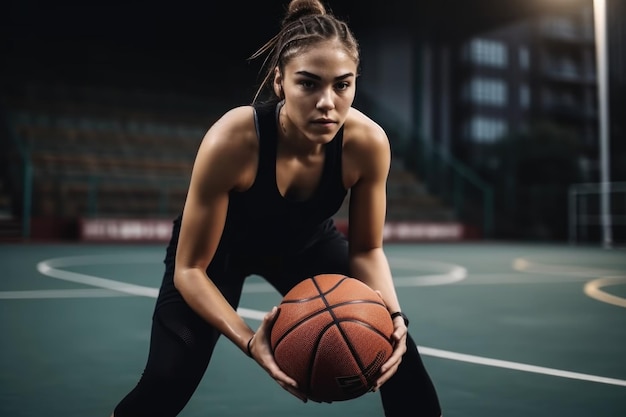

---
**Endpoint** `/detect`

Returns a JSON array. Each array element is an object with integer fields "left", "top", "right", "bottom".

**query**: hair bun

[{"left": 282, "top": 0, "right": 326, "bottom": 27}]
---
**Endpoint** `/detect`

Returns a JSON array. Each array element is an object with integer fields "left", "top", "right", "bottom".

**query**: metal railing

[{"left": 569, "top": 182, "right": 626, "bottom": 245}]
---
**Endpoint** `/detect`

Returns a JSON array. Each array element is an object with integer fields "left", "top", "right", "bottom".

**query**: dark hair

[{"left": 249, "top": 0, "right": 360, "bottom": 103}]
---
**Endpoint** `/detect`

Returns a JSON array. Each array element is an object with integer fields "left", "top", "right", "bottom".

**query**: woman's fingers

[{"left": 252, "top": 306, "right": 308, "bottom": 402}]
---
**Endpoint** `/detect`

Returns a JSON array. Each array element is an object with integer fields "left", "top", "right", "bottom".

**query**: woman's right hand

[{"left": 248, "top": 306, "right": 309, "bottom": 403}]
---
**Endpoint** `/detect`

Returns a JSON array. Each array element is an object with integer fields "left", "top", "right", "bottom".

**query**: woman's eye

[
  {"left": 336, "top": 82, "right": 350, "bottom": 91},
  {"left": 300, "top": 80, "right": 316, "bottom": 89}
]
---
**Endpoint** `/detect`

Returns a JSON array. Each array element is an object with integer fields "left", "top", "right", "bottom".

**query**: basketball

[{"left": 270, "top": 273, "right": 394, "bottom": 402}]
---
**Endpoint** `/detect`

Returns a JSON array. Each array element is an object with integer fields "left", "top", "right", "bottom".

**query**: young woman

[{"left": 110, "top": 0, "right": 442, "bottom": 415}]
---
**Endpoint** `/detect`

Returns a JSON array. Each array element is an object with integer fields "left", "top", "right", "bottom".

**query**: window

[
  {"left": 465, "top": 77, "right": 507, "bottom": 106},
  {"left": 465, "top": 38, "right": 508, "bottom": 68},
  {"left": 520, "top": 84, "right": 530, "bottom": 109},
  {"left": 519, "top": 46, "right": 530, "bottom": 70},
  {"left": 466, "top": 116, "right": 508, "bottom": 143}
]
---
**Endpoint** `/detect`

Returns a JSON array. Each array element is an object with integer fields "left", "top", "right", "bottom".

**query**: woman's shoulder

[
  {"left": 341, "top": 107, "right": 391, "bottom": 186},
  {"left": 343, "top": 107, "right": 389, "bottom": 150},
  {"left": 191, "top": 105, "right": 259, "bottom": 190},
  {"left": 203, "top": 105, "right": 257, "bottom": 146},
  {"left": 211, "top": 105, "right": 256, "bottom": 134},
  {"left": 195, "top": 105, "right": 259, "bottom": 163}
]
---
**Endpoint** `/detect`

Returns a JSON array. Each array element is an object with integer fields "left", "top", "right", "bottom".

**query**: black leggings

[{"left": 114, "top": 238, "right": 441, "bottom": 416}]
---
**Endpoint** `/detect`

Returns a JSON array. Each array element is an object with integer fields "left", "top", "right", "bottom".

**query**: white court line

[
  {"left": 236, "top": 307, "right": 626, "bottom": 388},
  {"left": 37, "top": 261, "right": 159, "bottom": 298},
  {"left": 388, "top": 258, "right": 467, "bottom": 286},
  {"left": 419, "top": 347, "right": 626, "bottom": 387},
  {"left": 0, "top": 289, "right": 130, "bottom": 299},
  {"left": 0, "top": 254, "right": 467, "bottom": 300},
  {"left": 238, "top": 307, "right": 268, "bottom": 321},
  {"left": 4, "top": 254, "right": 625, "bottom": 388},
  {"left": 452, "top": 273, "right": 597, "bottom": 285}
]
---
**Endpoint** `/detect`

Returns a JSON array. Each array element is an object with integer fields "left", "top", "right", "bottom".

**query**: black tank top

[
  {"left": 159, "top": 100, "right": 348, "bottom": 300},
  {"left": 216, "top": 100, "right": 348, "bottom": 256}
]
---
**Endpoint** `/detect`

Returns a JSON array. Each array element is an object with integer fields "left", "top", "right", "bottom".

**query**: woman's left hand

[
  {"left": 248, "top": 306, "right": 310, "bottom": 403},
  {"left": 371, "top": 314, "right": 408, "bottom": 391}
]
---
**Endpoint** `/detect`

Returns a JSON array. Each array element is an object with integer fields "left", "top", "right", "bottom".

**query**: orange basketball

[{"left": 270, "top": 274, "right": 394, "bottom": 402}]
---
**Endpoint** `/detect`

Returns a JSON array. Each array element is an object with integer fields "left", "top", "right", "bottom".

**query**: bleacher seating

[
  {"left": 334, "top": 162, "right": 456, "bottom": 222},
  {"left": 5, "top": 84, "right": 212, "bottom": 220},
  {"left": 4, "top": 83, "right": 457, "bottom": 228}
]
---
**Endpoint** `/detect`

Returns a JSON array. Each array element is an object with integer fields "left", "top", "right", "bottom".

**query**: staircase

[
  {"left": 334, "top": 161, "right": 457, "bottom": 223},
  {"left": 385, "top": 164, "right": 456, "bottom": 222}
]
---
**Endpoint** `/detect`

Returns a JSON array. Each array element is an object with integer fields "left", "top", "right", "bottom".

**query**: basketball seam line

[{"left": 314, "top": 276, "right": 369, "bottom": 380}]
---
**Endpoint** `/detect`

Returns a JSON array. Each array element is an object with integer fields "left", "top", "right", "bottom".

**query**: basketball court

[{"left": 1, "top": 242, "right": 625, "bottom": 416}]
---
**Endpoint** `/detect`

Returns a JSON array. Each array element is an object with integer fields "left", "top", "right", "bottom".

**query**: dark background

[
  {"left": 2, "top": 0, "right": 566, "bottom": 101},
  {"left": 3, "top": 0, "right": 619, "bottom": 243}
]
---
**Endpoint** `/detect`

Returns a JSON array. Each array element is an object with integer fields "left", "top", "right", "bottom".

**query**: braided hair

[{"left": 249, "top": 0, "right": 360, "bottom": 103}]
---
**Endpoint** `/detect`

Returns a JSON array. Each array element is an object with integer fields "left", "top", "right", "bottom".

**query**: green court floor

[{"left": 1, "top": 242, "right": 625, "bottom": 416}]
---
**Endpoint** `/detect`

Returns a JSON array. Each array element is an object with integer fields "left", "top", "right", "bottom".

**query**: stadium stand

[{"left": 1, "top": 82, "right": 463, "bottom": 241}]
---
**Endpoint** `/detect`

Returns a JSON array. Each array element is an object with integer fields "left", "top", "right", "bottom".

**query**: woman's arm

[
  {"left": 173, "top": 106, "right": 259, "bottom": 355},
  {"left": 172, "top": 106, "right": 305, "bottom": 401},
  {"left": 344, "top": 109, "right": 407, "bottom": 390},
  {"left": 344, "top": 109, "right": 399, "bottom": 312}
]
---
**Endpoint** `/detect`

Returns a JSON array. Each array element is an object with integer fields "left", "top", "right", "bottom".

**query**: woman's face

[{"left": 276, "top": 40, "right": 358, "bottom": 145}]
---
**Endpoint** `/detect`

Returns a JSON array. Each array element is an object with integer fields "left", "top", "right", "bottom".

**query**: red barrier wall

[{"left": 77, "top": 218, "right": 473, "bottom": 243}]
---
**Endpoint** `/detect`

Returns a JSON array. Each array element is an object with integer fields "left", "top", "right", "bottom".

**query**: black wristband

[
  {"left": 390, "top": 311, "right": 409, "bottom": 327},
  {"left": 246, "top": 336, "right": 254, "bottom": 358}
]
